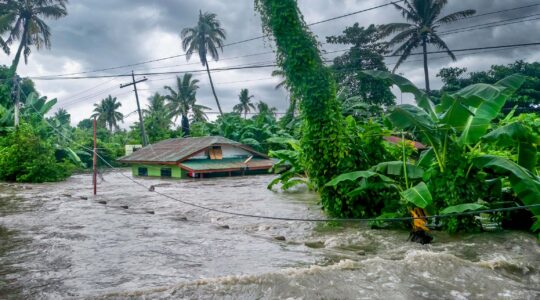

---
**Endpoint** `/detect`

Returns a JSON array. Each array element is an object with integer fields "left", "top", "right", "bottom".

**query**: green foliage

[
  {"left": 326, "top": 23, "right": 395, "bottom": 110},
  {"left": 267, "top": 138, "right": 312, "bottom": 191},
  {"left": 437, "top": 61, "right": 540, "bottom": 113},
  {"left": 0, "top": 0, "right": 68, "bottom": 73},
  {"left": 0, "top": 123, "right": 73, "bottom": 182},
  {"left": 91, "top": 95, "right": 124, "bottom": 132},
  {"left": 350, "top": 71, "right": 540, "bottom": 234},
  {"left": 379, "top": 0, "right": 475, "bottom": 91},
  {"left": 233, "top": 89, "right": 256, "bottom": 119},
  {"left": 440, "top": 203, "right": 487, "bottom": 215},
  {"left": 401, "top": 182, "right": 432, "bottom": 209},
  {"left": 181, "top": 10, "right": 226, "bottom": 115}
]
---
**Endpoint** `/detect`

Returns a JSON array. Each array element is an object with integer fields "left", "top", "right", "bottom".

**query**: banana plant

[
  {"left": 267, "top": 137, "right": 313, "bottom": 191},
  {"left": 364, "top": 71, "right": 540, "bottom": 234}
]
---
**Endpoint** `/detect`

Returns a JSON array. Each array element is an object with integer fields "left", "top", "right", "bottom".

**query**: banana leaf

[
  {"left": 371, "top": 161, "right": 424, "bottom": 179},
  {"left": 473, "top": 155, "right": 540, "bottom": 216},
  {"left": 482, "top": 122, "right": 538, "bottom": 172},
  {"left": 440, "top": 203, "right": 487, "bottom": 215},
  {"left": 386, "top": 105, "right": 440, "bottom": 149},
  {"left": 453, "top": 74, "right": 525, "bottom": 146},
  {"left": 363, "top": 70, "right": 436, "bottom": 119},
  {"left": 400, "top": 182, "right": 432, "bottom": 209},
  {"left": 326, "top": 170, "right": 394, "bottom": 187}
]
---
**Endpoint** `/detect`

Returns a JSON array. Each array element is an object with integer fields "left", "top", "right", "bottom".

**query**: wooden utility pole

[
  {"left": 120, "top": 71, "right": 148, "bottom": 146},
  {"left": 93, "top": 116, "right": 97, "bottom": 196}
]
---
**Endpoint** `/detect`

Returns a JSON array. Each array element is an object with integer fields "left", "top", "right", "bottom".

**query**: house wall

[
  {"left": 131, "top": 164, "right": 186, "bottom": 179},
  {"left": 189, "top": 145, "right": 252, "bottom": 160}
]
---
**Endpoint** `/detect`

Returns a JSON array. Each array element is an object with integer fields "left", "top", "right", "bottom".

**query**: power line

[
  {"left": 439, "top": 13, "right": 540, "bottom": 36},
  {"left": 29, "top": 42, "right": 540, "bottom": 81},
  {"left": 31, "top": 0, "right": 402, "bottom": 79},
  {"left": 25, "top": 87, "right": 540, "bottom": 224}
]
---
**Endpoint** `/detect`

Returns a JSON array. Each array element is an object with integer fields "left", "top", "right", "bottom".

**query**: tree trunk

[
  {"left": 205, "top": 62, "right": 224, "bottom": 116},
  {"left": 10, "top": 20, "right": 29, "bottom": 76},
  {"left": 422, "top": 37, "right": 430, "bottom": 93},
  {"left": 181, "top": 114, "right": 190, "bottom": 136}
]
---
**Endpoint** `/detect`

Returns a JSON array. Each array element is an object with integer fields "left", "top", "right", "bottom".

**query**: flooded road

[{"left": 0, "top": 171, "right": 539, "bottom": 299}]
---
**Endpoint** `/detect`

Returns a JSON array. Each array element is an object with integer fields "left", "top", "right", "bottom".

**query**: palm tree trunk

[
  {"left": 10, "top": 21, "right": 29, "bottom": 76},
  {"left": 181, "top": 114, "right": 190, "bottom": 136},
  {"left": 205, "top": 62, "right": 224, "bottom": 116},
  {"left": 422, "top": 37, "right": 430, "bottom": 93}
]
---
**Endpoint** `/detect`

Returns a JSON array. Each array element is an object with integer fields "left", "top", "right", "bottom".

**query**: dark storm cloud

[{"left": 1, "top": 0, "right": 538, "bottom": 124}]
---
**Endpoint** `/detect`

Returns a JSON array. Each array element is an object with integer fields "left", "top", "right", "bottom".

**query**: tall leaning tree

[
  {"left": 0, "top": 0, "right": 68, "bottom": 75},
  {"left": 181, "top": 11, "right": 226, "bottom": 116},
  {"left": 380, "top": 0, "right": 475, "bottom": 92},
  {"left": 255, "top": 0, "right": 349, "bottom": 216}
]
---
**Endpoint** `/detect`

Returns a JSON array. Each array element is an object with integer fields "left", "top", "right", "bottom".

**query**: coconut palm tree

[
  {"left": 91, "top": 95, "right": 124, "bottom": 132},
  {"left": 143, "top": 93, "right": 173, "bottom": 142},
  {"left": 380, "top": 0, "right": 475, "bottom": 92},
  {"left": 181, "top": 11, "right": 226, "bottom": 116},
  {"left": 53, "top": 108, "right": 70, "bottom": 125},
  {"left": 0, "top": 0, "right": 68, "bottom": 74},
  {"left": 256, "top": 101, "right": 277, "bottom": 117},
  {"left": 164, "top": 73, "right": 209, "bottom": 136},
  {"left": 272, "top": 69, "right": 297, "bottom": 117},
  {"left": 233, "top": 89, "right": 255, "bottom": 119}
]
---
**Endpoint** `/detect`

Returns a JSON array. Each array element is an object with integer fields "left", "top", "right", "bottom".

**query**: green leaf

[
  {"left": 387, "top": 105, "right": 440, "bottom": 148},
  {"left": 371, "top": 161, "right": 424, "bottom": 179},
  {"left": 473, "top": 155, "right": 540, "bottom": 216},
  {"left": 417, "top": 148, "right": 435, "bottom": 169},
  {"left": 400, "top": 182, "right": 432, "bottom": 208},
  {"left": 363, "top": 70, "right": 436, "bottom": 118},
  {"left": 440, "top": 203, "right": 487, "bottom": 215},
  {"left": 482, "top": 122, "right": 537, "bottom": 171},
  {"left": 325, "top": 171, "right": 394, "bottom": 187},
  {"left": 454, "top": 75, "right": 525, "bottom": 145}
]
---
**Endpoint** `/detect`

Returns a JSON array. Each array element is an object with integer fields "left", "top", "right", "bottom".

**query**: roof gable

[{"left": 117, "top": 136, "right": 268, "bottom": 163}]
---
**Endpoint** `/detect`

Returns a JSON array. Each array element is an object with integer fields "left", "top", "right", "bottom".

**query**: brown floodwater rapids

[{"left": 0, "top": 171, "right": 539, "bottom": 299}]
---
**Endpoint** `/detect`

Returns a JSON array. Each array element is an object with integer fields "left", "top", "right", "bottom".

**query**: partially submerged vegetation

[{"left": 0, "top": 0, "right": 539, "bottom": 237}]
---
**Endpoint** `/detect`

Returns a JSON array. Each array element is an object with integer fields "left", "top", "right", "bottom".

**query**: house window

[
  {"left": 161, "top": 168, "right": 172, "bottom": 177},
  {"left": 138, "top": 167, "right": 148, "bottom": 176},
  {"left": 209, "top": 146, "right": 223, "bottom": 160}
]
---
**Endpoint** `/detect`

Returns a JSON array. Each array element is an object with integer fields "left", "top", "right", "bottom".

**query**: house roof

[
  {"left": 117, "top": 136, "right": 268, "bottom": 163},
  {"left": 383, "top": 136, "right": 426, "bottom": 150},
  {"left": 180, "top": 157, "right": 275, "bottom": 173}
]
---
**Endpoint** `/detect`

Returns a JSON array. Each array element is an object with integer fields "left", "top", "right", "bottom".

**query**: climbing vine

[{"left": 255, "top": 0, "right": 353, "bottom": 215}]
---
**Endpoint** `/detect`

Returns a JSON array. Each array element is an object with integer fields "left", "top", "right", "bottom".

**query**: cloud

[{"left": 0, "top": 0, "right": 537, "bottom": 126}]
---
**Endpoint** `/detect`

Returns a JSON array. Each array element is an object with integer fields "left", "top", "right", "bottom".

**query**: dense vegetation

[{"left": 0, "top": 0, "right": 539, "bottom": 237}]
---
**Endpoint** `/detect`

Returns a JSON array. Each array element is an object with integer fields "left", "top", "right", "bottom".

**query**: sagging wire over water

[{"left": 19, "top": 91, "right": 540, "bottom": 226}]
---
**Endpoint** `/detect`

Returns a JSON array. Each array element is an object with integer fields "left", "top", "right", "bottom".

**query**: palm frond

[{"left": 436, "top": 9, "right": 476, "bottom": 24}]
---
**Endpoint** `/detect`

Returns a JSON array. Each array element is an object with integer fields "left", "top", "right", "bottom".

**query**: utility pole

[
  {"left": 93, "top": 116, "right": 97, "bottom": 196},
  {"left": 12, "top": 75, "right": 21, "bottom": 127},
  {"left": 120, "top": 71, "right": 148, "bottom": 146}
]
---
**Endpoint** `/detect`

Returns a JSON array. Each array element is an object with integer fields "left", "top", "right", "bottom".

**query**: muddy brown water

[{"left": 0, "top": 171, "right": 539, "bottom": 299}]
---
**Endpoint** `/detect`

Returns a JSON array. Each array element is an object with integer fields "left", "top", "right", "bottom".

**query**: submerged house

[{"left": 117, "top": 136, "right": 275, "bottom": 179}]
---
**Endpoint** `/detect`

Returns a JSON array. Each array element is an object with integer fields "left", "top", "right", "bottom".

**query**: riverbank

[{"left": 1, "top": 172, "right": 539, "bottom": 299}]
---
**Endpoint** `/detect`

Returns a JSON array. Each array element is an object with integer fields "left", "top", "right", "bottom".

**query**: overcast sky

[{"left": 2, "top": 0, "right": 539, "bottom": 126}]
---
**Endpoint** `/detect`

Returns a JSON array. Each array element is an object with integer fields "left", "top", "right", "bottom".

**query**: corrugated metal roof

[
  {"left": 117, "top": 136, "right": 268, "bottom": 163},
  {"left": 383, "top": 136, "right": 427, "bottom": 150},
  {"left": 180, "top": 158, "right": 274, "bottom": 171}
]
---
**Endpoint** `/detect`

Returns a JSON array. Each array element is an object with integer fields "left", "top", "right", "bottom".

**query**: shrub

[{"left": 0, "top": 123, "right": 73, "bottom": 182}]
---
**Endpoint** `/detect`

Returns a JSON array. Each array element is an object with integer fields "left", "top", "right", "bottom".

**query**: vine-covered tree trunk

[{"left": 255, "top": 0, "right": 350, "bottom": 215}]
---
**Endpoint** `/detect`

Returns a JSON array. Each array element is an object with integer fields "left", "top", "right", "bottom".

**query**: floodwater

[{"left": 0, "top": 171, "right": 539, "bottom": 299}]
